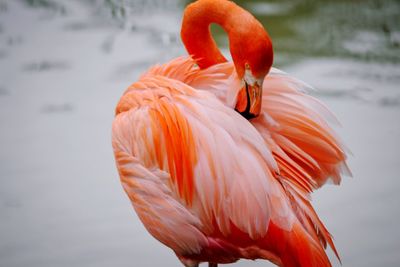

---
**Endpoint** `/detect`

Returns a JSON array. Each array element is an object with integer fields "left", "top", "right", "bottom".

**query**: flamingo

[{"left": 112, "top": 0, "right": 349, "bottom": 266}]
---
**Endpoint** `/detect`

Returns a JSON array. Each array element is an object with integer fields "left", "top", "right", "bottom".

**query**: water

[{"left": 0, "top": 0, "right": 399, "bottom": 266}]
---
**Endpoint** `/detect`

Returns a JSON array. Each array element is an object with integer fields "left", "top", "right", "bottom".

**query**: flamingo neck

[{"left": 181, "top": 0, "right": 256, "bottom": 76}]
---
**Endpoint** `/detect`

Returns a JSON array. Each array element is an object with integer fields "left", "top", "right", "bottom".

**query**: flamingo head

[
  {"left": 231, "top": 21, "right": 273, "bottom": 119},
  {"left": 181, "top": 0, "right": 273, "bottom": 119}
]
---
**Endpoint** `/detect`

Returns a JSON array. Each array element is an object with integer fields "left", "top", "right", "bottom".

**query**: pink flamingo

[{"left": 112, "top": 0, "right": 349, "bottom": 266}]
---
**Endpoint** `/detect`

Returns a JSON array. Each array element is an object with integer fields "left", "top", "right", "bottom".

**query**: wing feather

[
  {"left": 114, "top": 57, "right": 349, "bottom": 264},
  {"left": 113, "top": 75, "right": 294, "bottom": 252},
  {"left": 153, "top": 59, "right": 348, "bottom": 260},
  {"left": 251, "top": 68, "right": 349, "bottom": 259}
]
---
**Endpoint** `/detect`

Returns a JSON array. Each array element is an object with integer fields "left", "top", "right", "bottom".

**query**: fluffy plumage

[{"left": 112, "top": 56, "right": 349, "bottom": 266}]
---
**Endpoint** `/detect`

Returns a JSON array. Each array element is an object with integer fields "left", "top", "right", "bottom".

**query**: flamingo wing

[
  {"left": 113, "top": 59, "right": 345, "bottom": 266},
  {"left": 112, "top": 73, "right": 300, "bottom": 260},
  {"left": 142, "top": 57, "right": 349, "bottom": 263},
  {"left": 254, "top": 68, "right": 350, "bottom": 191},
  {"left": 250, "top": 69, "right": 350, "bottom": 259},
  {"left": 147, "top": 57, "right": 350, "bottom": 190},
  {"left": 112, "top": 76, "right": 209, "bottom": 255}
]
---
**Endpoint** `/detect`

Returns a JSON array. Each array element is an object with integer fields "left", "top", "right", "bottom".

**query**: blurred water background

[{"left": 0, "top": 0, "right": 399, "bottom": 266}]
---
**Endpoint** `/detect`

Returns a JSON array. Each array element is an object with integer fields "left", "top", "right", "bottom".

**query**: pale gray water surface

[{"left": 0, "top": 0, "right": 399, "bottom": 266}]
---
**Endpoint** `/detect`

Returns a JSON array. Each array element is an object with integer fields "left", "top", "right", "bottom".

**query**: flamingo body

[{"left": 112, "top": 1, "right": 349, "bottom": 266}]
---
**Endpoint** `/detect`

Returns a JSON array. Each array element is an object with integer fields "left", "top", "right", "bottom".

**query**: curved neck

[
  {"left": 181, "top": 0, "right": 233, "bottom": 69},
  {"left": 181, "top": 0, "right": 265, "bottom": 77}
]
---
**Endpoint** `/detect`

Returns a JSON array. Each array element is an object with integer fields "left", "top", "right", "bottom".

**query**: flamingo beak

[{"left": 235, "top": 81, "right": 263, "bottom": 119}]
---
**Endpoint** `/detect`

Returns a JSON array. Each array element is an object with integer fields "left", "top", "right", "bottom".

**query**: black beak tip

[{"left": 235, "top": 108, "right": 256, "bottom": 120}]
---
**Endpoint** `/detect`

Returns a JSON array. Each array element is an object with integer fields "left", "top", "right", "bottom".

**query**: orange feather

[{"left": 112, "top": 1, "right": 349, "bottom": 266}]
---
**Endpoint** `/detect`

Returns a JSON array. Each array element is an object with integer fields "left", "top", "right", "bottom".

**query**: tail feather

[
  {"left": 265, "top": 222, "right": 332, "bottom": 267},
  {"left": 279, "top": 176, "right": 341, "bottom": 264}
]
